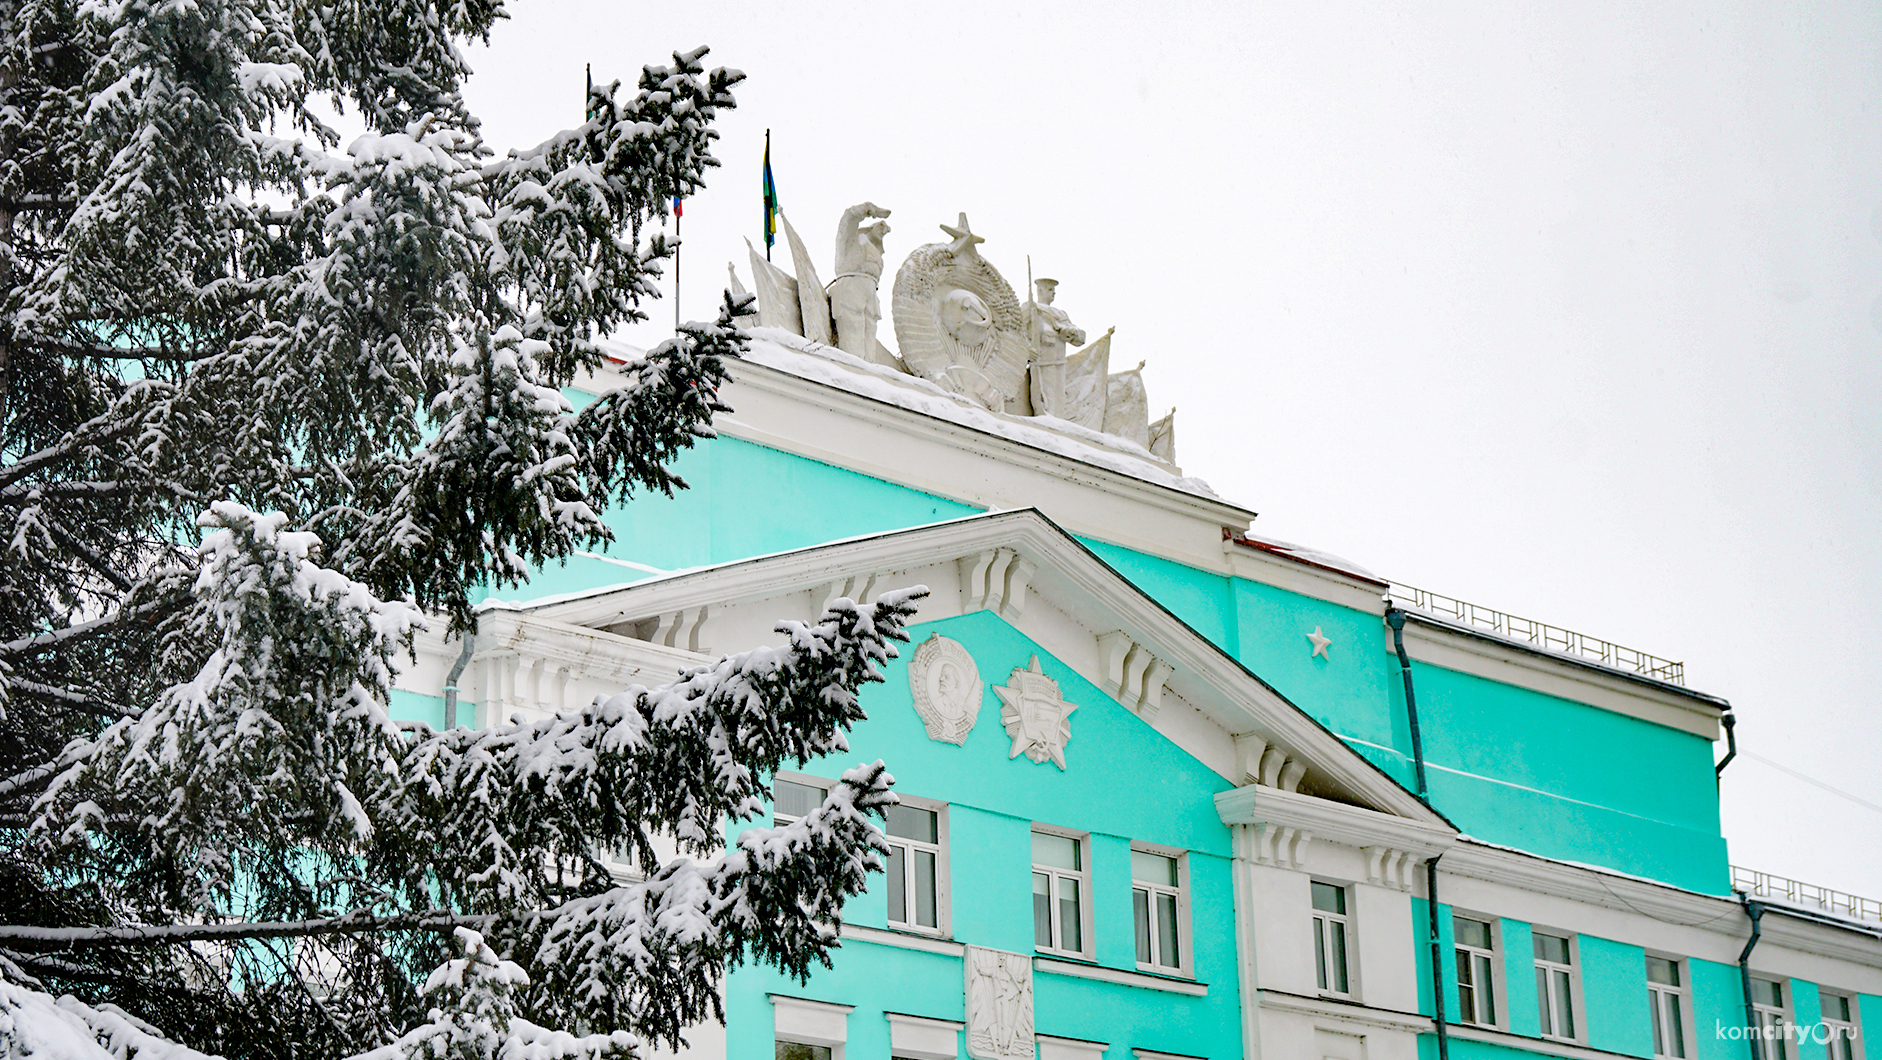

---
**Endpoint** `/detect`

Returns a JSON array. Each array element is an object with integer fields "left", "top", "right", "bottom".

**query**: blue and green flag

[{"left": 762, "top": 131, "right": 778, "bottom": 252}]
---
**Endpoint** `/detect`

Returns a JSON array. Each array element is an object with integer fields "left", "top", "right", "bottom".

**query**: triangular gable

[{"left": 508, "top": 508, "right": 1450, "bottom": 830}]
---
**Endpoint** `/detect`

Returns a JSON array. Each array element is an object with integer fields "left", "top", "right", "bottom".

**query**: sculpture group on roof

[{"left": 731, "top": 204, "right": 1177, "bottom": 469}]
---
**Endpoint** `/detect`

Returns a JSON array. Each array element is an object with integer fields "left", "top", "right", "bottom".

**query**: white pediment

[{"left": 503, "top": 508, "right": 1448, "bottom": 827}]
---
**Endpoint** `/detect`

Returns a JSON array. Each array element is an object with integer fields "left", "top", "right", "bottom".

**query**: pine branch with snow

[{"left": 0, "top": 1, "right": 911, "bottom": 1058}]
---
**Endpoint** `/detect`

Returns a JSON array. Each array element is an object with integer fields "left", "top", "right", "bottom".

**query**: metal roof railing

[
  {"left": 1732, "top": 866, "right": 1882, "bottom": 924},
  {"left": 1388, "top": 582, "right": 1685, "bottom": 686}
]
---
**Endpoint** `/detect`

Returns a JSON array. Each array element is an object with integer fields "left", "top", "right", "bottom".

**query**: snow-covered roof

[{"left": 596, "top": 331, "right": 1221, "bottom": 501}]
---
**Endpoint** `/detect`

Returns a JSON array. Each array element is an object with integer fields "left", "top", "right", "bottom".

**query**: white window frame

[
  {"left": 1452, "top": 912, "right": 1500, "bottom": 1029},
  {"left": 1751, "top": 978, "right": 1790, "bottom": 1060},
  {"left": 771, "top": 994, "right": 851, "bottom": 1060},
  {"left": 1311, "top": 879, "right": 1354, "bottom": 999},
  {"left": 1031, "top": 825, "right": 1092, "bottom": 960},
  {"left": 1533, "top": 930, "right": 1581, "bottom": 1043},
  {"left": 772, "top": 770, "right": 834, "bottom": 826},
  {"left": 1130, "top": 842, "right": 1191, "bottom": 977},
  {"left": 881, "top": 792, "right": 949, "bottom": 937},
  {"left": 1818, "top": 990, "right": 1861, "bottom": 1060},
  {"left": 1645, "top": 953, "right": 1691, "bottom": 1059}
]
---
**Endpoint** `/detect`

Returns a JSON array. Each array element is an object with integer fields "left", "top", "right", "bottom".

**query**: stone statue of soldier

[
  {"left": 1023, "top": 278, "right": 1085, "bottom": 418},
  {"left": 830, "top": 202, "right": 891, "bottom": 361}
]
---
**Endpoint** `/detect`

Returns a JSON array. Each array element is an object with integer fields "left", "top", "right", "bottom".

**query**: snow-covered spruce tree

[{"left": 0, "top": 3, "right": 923, "bottom": 1059}]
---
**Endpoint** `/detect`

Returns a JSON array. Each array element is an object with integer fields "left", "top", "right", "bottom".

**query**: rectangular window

[
  {"left": 1820, "top": 991, "right": 1858, "bottom": 1060},
  {"left": 883, "top": 801, "right": 943, "bottom": 934},
  {"left": 1311, "top": 881, "right": 1352, "bottom": 996},
  {"left": 773, "top": 776, "right": 830, "bottom": 825},
  {"left": 1750, "top": 978, "right": 1787, "bottom": 1060},
  {"left": 1131, "top": 848, "right": 1184, "bottom": 974},
  {"left": 1533, "top": 932, "right": 1577, "bottom": 1042},
  {"left": 1454, "top": 915, "right": 1497, "bottom": 1027},
  {"left": 776, "top": 1045, "right": 833, "bottom": 1060},
  {"left": 1646, "top": 956, "right": 1687, "bottom": 1058},
  {"left": 1032, "top": 829, "right": 1087, "bottom": 957}
]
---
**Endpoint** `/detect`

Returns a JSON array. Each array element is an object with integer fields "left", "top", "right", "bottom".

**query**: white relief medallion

[
  {"left": 908, "top": 634, "right": 983, "bottom": 744},
  {"left": 964, "top": 946, "right": 1034, "bottom": 1060},
  {"left": 994, "top": 655, "right": 1078, "bottom": 769}
]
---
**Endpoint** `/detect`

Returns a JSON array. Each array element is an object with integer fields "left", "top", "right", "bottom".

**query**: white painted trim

[
  {"left": 1214, "top": 784, "right": 1456, "bottom": 860},
  {"left": 593, "top": 354, "right": 1260, "bottom": 576},
  {"left": 1221, "top": 536, "right": 1390, "bottom": 614},
  {"left": 1389, "top": 615, "right": 1724, "bottom": 739},
  {"left": 838, "top": 923, "right": 965, "bottom": 957},
  {"left": 883, "top": 1013, "right": 962, "bottom": 1060},
  {"left": 1131, "top": 1051, "right": 1209, "bottom": 1060},
  {"left": 1446, "top": 1023, "right": 1647, "bottom": 1059},
  {"left": 1256, "top": 989, "right": 1433, "bottom": 1034},
  {"left": 520, "top": 508, "right": 1444, "bottom": 822},
  {"left": 1033, "top": 957, "right": 1208, "bottom": 997},
  {"left": 1035, "top": 1035, "right": 1109, "bottom": 1060},
  {"left": 770, "top": 994, "right": 853, "bottom": 1053}
]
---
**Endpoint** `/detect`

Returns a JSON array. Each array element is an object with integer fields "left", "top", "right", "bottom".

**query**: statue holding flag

[
  {"left": 1022, "top": 278, "right": 1085, "bottom": 418},
  {"left": 830, "top": 202, "right": 892, "bottom": 363}
]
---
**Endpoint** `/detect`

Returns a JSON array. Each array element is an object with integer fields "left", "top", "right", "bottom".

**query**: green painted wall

[
  {"left": 725, "top": 609, "right": 1243, "bottom": 1060},
  {"left": 481, "top": 433, "right": 978, "bottom": 606},
  {"left": 389, "top": 689, "right": 446, "bottom": 730},
  {"left": 1579, "top": 935, "right": 1652, "bottom": 1056},
  {"left": 1079, "top": 531, "right": 1727, "bottom": 892},
  {"left": 1499, "top": 919, "right": 1540, "bottom": 1038}
]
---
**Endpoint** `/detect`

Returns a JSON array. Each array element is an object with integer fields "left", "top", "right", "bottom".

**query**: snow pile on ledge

[
  {"left": 1238, "top": 532, "right": 1380, "bottom": 581},
  {"left": 596, "top": 331, "right": 1221, "bottom": 500}
]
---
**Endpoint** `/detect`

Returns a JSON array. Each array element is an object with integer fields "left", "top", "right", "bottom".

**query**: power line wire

[{"left": 1741, "top": 751, "right": 1882, "bottom": 815}]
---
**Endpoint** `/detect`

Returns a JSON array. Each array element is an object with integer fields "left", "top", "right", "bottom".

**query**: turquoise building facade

[{"left": 392, "top": 334, "right": 1882, "bottom": 1060}]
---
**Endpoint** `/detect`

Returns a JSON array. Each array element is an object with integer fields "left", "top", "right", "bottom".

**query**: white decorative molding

[
  {"left": 1307, "top": 625, "right": 1332, "bottom": 658},
  {"left": 819, "top": 572, "right": 878, "bottom": 614},
  {"left": 959, "top": 547, "right": 1037, "bottom": 618},
  {"left": 518, "top": 508, "right": 1446, "bottom": 822},
  {"left": 1216, "top": 784, "right": 1456, "bottom": 864},
  {"left": 1255, "top": 989, "right": 1434, "bottom": 1035},
  {"left": 1034, "top": 957, "right": 1208, "bottom": 997},
  {"left": 1229, "top": 733, "right": 1308, "bottom": 794},
  {"left": 1095, "top": 631, "right": 1174, "bottom": 719},
  {"left": 1240, "top": 822, "right": 1312, "bottom": 870},
  {"left": 964, "top": 946, "right": 1034, "bottom": 1060},
  {"left": 1037, "top": 1034, "right": 1110, "bottom": 1060},
  {"left": 884, "top": 1013, "right": 963, "bottom": 1060},
  {"left": 1362, "top": 845, "right": 1419, "bottom": 892},
  {"left": 838, "top": 923, "right": 965, "bottom": 957},
  {"left": 770, "top": 994, "right": 853, "bottom": 1050},
  {"left": 994, "top": 656, "right": 1078, "bottom": 769},
  {"left": 907, "top": 633, "right": 984, "bottom": 744},
  {"left": 650, "top": 604, "right": 712, "bottom": 653}
]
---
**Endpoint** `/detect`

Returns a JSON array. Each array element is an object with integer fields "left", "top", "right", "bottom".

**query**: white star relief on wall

[{"left": 1306, "top": 626, "right": 1332, "bottom": 658}]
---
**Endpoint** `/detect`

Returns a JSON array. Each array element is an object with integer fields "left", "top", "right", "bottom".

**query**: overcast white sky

[{"left": 459, "top": 1, "right": 1882, "bottom": 893}]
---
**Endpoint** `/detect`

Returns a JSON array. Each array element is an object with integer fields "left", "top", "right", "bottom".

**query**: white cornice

[
  {"left": 1034, "top": 957, "right": 1208, "bottom": 997},
  {"left": 519, "top": 508, "right": 1443, "bottom": 823},
  {"left": 1220, "top": 536, "right": 1389, "bottom": 614},
  {"left": 1257, "top": 990, "right": 1433, "bottom": 1035},
  {"left": 1445, "top": 1024, "right": 1638, "bottom": 1059},
  {"left": 1389, "top": 615, "right": 1725, "bottom": 740},
  {"left": 1442, "top": 840, "right": 1882, "bottom": 967},
  {"left": 1215, "top": 784, "right": 1456, "bottom": 859},
  {"left": 580, "top": 356, "right": 1258, "bottom": 578}
]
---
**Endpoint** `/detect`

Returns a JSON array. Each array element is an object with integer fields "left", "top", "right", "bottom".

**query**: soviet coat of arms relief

[
  {"left": 907, "top": 634, "right": 985, "bottom": 744},
  {"left": 994, "top": 656, "right": 1078, "bottom": 770}
]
